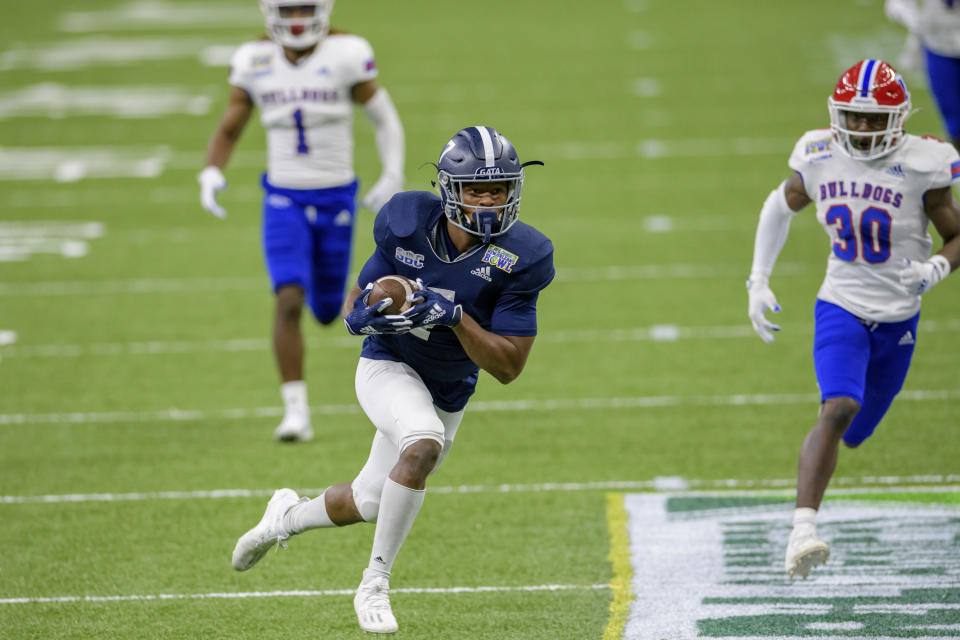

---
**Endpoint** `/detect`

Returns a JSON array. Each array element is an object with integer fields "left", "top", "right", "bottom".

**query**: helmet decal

[{"left": 857, "top": 59, "right": 878, "bottom": 98}]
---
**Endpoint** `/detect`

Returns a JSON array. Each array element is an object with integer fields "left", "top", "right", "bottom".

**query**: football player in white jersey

[
  {"left": 886, "top": 0, "right": 960, "bottom": 150},
  {"left": 198, "top": 0, "right": 405, "bottom": 442},
  {"left": 746, "top": 60, "right": 960, "bottom": 579}
]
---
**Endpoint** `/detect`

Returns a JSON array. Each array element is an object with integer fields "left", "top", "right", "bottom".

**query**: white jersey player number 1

[{"left": 293, "top": 109, "right": 309, "bottom": 154}]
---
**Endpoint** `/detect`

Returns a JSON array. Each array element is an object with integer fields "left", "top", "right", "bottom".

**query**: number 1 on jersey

[{"left": 293, "top": 109, "right": 309, "bottom": 155}]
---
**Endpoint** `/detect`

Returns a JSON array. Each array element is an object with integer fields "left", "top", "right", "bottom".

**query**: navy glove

[
  {"left": 344, "top": 284, "right": 413, "bottom": 335},
  {"left": 405, "top": 285, "right": 463, "bottom": 328}
]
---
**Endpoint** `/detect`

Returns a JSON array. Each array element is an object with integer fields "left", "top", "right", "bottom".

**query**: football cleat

[
  {"left": 273, "top": 415, "right": 313, "bottom": 443},
  {"left": 232, "top": 488, "right": 301, "bottom": 571},
  {"left": 785, "top": 530, "right": 830, "bottom": 580},
  {"left": 354, "top": 570, "right": 399, "bottom": 634}
]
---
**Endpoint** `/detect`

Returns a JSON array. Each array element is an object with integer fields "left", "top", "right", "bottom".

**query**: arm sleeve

[
  {"left": 935, "top": 145, "right": 960, "bottom": 190},
  {"left": 356, "top": 206, "right": 396, "bottom": 286},
  {"left": 508, "top": 241, "right": 555, "bottom": 296},
  {"left": 750, "top": 181, "right": 797, "bottom": 280},
  {"left": 362, "top": 89, "right": 405, "bottom": 179},
  {"left": 227, "top": 44, "right": 253, "bottom": 93},
  {"left": 357, "top": 248, "right": 394, "bottom": 288},
  {"left": 491, "top": 292, "right": 540, "bottom": 336},
  {"left": 342, "top": 36, "right": 378, "bottom": 85}
]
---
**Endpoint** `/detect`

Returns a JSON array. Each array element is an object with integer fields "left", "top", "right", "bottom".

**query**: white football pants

[{"left": 351, "top": 357, "right": 464, "bottom": 522}]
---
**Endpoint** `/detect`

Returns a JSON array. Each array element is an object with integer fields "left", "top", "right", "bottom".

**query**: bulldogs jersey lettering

[
  {"left": 229, "top": 35, "right": 378, "bottom": 189},
  {"left": 789, "top": 130, "right": 960, "bottom": 321}
]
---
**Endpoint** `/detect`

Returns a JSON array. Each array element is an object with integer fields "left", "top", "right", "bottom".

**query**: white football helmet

[{"left": 261, "top": 0, "right": 333, "bottom": 50}]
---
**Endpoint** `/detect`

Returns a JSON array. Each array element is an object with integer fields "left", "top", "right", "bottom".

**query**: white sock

[
  {"left": 280, "top": 380, "right": 309, "bottom": 420},
  {"left": 283, "top": 490, "right": 334, "bottom": 534},
  {"left": 792, "top": 507, "right": 818, "bottom": 536},
  {"left": 366, "top": 478, "right": 425, "bottom": 579}
]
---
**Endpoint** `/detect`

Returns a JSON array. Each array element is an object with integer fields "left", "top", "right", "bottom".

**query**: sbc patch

[
  {"left": 395, "top": 247, "right": 424, "bottom": 269},
  {"left": 481, "top": 245, "right": 518, "bottom": 273}
]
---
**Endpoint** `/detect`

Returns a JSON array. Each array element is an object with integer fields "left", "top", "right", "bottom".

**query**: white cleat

[
  {"left": 273, "top": 415, "right": 313, "bottom": 443},
  {"left": 354, "top": 570, "right": 399, "bottom": 634},
  {"left": 232, "top": 488, "right": 301, "bottom": 571},
  {"left": 785, "top": 531, "right": 830, "bottom": 580}
]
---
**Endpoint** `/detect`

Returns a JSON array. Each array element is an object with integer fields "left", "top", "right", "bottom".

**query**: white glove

[
  {"left": 899, "top": 255, "right": 951, "bottom": 295},
  {"left": 198, "top": 166, "right": 227, "bottom": 218},
  {"left": 747, "top": 275, "right": 781, "bottom": 343},
  {"left": 361, "top": 174, "right": 403, "bottom": 214}
]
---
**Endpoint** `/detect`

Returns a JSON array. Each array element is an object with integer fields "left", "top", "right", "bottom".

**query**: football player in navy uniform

[
  {"left": 199, "top": 0, "right": 405, "bottom": 442},
  {"left": 230, "top": 127, "right": 554, "bottom": 634}
]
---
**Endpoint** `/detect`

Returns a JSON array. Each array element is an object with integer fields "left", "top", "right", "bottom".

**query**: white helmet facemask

[
  {"left": 828, "top": 100, "right": 910, "bottom": 160},
  {"left": 261, "top": 0, "right": 333, "bottom": 50}
]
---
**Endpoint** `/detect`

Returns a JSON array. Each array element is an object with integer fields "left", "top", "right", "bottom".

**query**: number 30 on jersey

[{"left": 826, "top": 204, "right": 891, "bottom": 263}]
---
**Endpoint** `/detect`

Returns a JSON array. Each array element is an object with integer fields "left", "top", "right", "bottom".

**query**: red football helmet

[{"left": 828, "top": 59, "right": 912, "bottom": 160}]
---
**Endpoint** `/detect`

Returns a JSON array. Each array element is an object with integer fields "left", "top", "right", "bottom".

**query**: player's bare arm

[
  {"left": 923, "top": 185, "right": 960, "bottom": 269},
  {"left": 783, "top": 172, "right": 813, "bottom": 211},
  {"left": 342, "top": 284, "right": 365, "bottom": 319},
  {"left": 205, "top": 86, "right": 254, "bottom": 168},
  {"left": 451, "top": 318, "right": 533, "bottom": 385},
  {"left": 351, "top": 78, "right": 380, "bottom": 104}
]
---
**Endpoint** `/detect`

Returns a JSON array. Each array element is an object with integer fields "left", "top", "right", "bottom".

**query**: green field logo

[{"left": 621, "top": 493, "right": 960, "bottom": 639}]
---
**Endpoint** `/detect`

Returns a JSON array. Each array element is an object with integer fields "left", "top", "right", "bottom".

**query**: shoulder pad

[{"left": 384, "top": 191, "right": 439, "bottom": 239}]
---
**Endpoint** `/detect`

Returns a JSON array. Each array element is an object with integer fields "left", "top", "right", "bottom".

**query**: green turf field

[{"left": 1, "top": 1, "right": 958, "bottom": 638}]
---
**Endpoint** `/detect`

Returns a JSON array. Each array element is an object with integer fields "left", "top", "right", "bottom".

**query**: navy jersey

[{"left": 356, "top": 191, "right": 555, "bottom": 411}]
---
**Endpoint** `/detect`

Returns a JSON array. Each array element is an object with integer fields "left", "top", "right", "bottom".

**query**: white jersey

[
  {"left": 887, "top": 0, "right": 960, "bottom": 56},
  {"left": 789, "top": 129, "right": 960, "bottom": 322},
  {"left": 916, "top": 0, "right": 960, "bottom": 55},
  {"left": 229, "top": 35, "right": 378, "bottom": 189}
]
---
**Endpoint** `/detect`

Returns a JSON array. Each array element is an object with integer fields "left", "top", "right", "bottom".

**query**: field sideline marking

[
  {"left": 602, "top": 493, "right": 632, "bottom": 640},
  {"left": 3, "top": 480, "right": 958, "bottom": 505},
  {"left": 0, "top": 583, "right": 611, "bottom": 606},
  {"left": 2, "top": 389, "right": 959, "bottom": 427}
]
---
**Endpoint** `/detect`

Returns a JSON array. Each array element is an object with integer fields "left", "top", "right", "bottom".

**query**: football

[{"left": 368, "top": 275, "right": 417, "bottom": 315}]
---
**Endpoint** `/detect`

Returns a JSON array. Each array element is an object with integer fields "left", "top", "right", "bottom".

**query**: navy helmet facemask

[{"left": 434, "top": 126, "right": 542, "bottom": 243}]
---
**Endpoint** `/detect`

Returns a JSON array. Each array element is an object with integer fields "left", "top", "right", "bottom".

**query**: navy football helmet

[{"left": 435, "top": 126, "right": 542, "bottom": 243}]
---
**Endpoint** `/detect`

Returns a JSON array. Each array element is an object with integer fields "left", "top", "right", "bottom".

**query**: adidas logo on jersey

[
  {"left": 470, "top": 266, "right": 492, "bottom": 281},
  {"left": 885, "top": 164, "right": 906, "bottom": 179},
  {"left": 898, "top": 330, "right": 915, "bottom": 346},
  {"left": 333, "top": 209, "right": 352, "bottom": 226}
]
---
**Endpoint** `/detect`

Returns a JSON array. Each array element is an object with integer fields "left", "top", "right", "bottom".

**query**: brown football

[{"left": 368, "top": 275, "right": 417, "bottom": 315}]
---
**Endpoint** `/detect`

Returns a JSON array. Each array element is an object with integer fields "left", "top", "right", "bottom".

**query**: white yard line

[
  {"left": 2, "top": 389, "right": 959, "bottom": 427},
  {"left": 0, "top": 146, "right": 170, "bottom": 182},
  {"left": 0, "top": 263, "right": 808, "bottom": 297},
  {"left": 2, "top": 479, "right": 957, "bottom": 505},
  {"left": 59, "top": 1, "right": 258, "bottom": 33},
  {"left": 0, "top": 84, "right": 212, "bottom": 120},
  {"left": 0, "top": 583, "right": 610, "bottom": 606}
]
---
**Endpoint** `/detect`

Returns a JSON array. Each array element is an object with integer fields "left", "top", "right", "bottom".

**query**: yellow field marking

[{"left": 602, "top": 492, "right": 633, "bottom": 640}]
